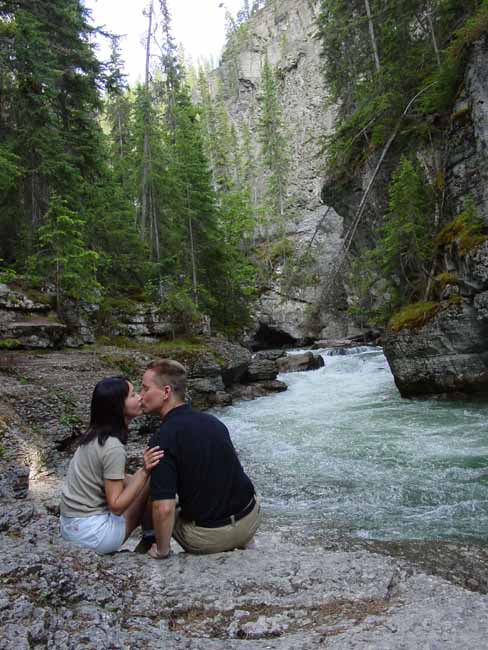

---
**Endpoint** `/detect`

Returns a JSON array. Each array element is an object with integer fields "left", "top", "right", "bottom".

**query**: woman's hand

[{"left": 143, "top": 446, "right": 165, "bottom": 475}]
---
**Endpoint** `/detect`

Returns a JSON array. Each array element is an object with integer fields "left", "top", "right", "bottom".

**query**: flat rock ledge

[{"left": 1, "top": 500, "right": 488, "bottom": 649}]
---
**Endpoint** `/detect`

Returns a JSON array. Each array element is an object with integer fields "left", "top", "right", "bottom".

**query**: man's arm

[{"left": 149, "top": 498, "right": 176, "bottom": 559}]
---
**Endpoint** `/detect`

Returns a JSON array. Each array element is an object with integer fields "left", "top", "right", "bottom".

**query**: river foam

[{"left": 212, "top": 347, "right": 488, "bottom": 543}]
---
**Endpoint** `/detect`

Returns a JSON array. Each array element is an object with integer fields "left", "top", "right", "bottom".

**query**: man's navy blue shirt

[{"left": 149, "top": 403, "right": 255, "bottom": 523}]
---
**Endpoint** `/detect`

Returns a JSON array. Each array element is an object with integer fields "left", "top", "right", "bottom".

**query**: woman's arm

[{"left": 105, "top": 446, "right": 164, "bottom": 516}]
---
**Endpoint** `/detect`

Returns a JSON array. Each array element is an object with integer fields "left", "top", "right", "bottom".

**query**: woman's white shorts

[{"left": 60, "top": 512, "right": 126, "bottom": 554}]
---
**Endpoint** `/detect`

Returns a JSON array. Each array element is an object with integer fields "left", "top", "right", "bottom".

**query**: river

[{"left": 212, "top": 347, "right": 488, "bottom": 545}]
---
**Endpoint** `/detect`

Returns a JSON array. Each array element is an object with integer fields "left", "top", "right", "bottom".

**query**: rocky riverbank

[
  {"left": 2, "top": 493, "right": 488, "bottom": 649},
  {"left": 1, "top": 344, "right": 488, "bottom": 648}
]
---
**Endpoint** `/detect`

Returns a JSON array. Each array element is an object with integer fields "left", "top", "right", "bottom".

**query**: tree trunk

[
  {"left": 364, "top": 0, "right": 381, "bottom": 72},
  {"left": 186, "top": 185, "right": 198, "bottom": 306},
  {"left": 140, "top": 0, "right": 154, "bottom": 240},
  {"left": 426, "top": 2, "right": 441, "bottom": 68}
]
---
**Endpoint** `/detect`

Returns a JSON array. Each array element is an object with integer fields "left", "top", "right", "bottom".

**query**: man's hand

[{"left": 148, "top": 543, "right": 171, "bottom": 560}]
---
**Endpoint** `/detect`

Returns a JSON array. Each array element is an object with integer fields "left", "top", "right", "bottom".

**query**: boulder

[
  {"left": 230, "top": 379, "right": 287, "bottom": 401},
  {"left": 242, "top": 358, "right": 279, "bottom": 382},
  {"left": 0, "top": 416, "right": 29, "bottom": 499},
  {"left": 189, "top": 353, "right": 222, "bottom": 379},
  {"left": 206, "top": 337, "right": 252, "bottom": 386},
  {"left": 188, "top": 370, "right": 230, "bottom": 411},
  {"left": 277, "top": 351, "right": 325, "bottom": 373},
  {"left": 253, "top": 349, "right": 287, "bottom": 361},
  {"left": 383, "top": 300, "right": 488, "bottom": 398}
]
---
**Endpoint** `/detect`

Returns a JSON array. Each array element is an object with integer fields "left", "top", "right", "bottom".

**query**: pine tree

[
  {"left": 0, "top": 0, "right": 105, "bottom": 263},
  {"left": 104, "top": 37, "right": 133, "bottom": 200},
  {"left": 28, "top": 194, "right": 100, "bottom": 311},
  {"left": 257, "top": 56, "right": 289, "bottom": 223}
]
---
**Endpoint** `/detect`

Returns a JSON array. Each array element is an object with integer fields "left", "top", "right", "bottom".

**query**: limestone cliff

[
  {"left": 215, "top": 2, "right": 488, "bottom": 397},
  {"left": 212, "top": 0, "right": 351, "bottom": 345}
]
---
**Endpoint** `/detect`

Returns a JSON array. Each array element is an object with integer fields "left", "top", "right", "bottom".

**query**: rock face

[
  {"left": 383, "top": 299, "right": 488, "bottom": 398},
  {"left": 0, "top": 285, "right": 205, "bottom": 349},
  {"left": 213, "top": 0, "right": 351, "bottom": 344},
  {"left": 0, "top": 284, "right": 66, "bottom": 349},
  {"left": 446, "top": 35, "right": 488, "bottom": 221},
  {"left": 383, "top": 37, "right": 488, "bottom": 399}
]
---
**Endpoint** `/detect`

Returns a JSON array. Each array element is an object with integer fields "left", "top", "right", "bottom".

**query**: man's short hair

[{"left": 147, "top": 359, "right": 187, "bottom": 401}]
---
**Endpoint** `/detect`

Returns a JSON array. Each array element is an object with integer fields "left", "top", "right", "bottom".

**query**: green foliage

[
  {"left": 318, "top": 0, "right": 485, "bottom": 177},
  {"left": 0, "top": 261, "right": 17, "bottom": 285},
  {"left": 346, "top": 157, "right": 438, "bottom": 324},
  {"left": 349, "top": 194, "right": 484, "bottom": 327},
  {"left": 267, "top": 237, "right": 294, "bottom": 263},
  {"left": 380, "top": 157, "right": 436, "bottom": 287},
  {"left": 418, "top": 0, "right": 488, "bottom": 115},
  {"left": 0, "top": 0, "right": 259, "bottom": 336},
  {"left": 0, "top": 339, "right": 22, "bottom": 350},
  {"left": 195, "top": 68, "right": 259, "bottom": 331},
  {"left": 161, "top": 282, "right": 205, "bottom": 334},
  {"left": 0, "top": 0, "right": 106, "bottom": 263},
  {"left": 319, "top": 1, "right": 487, "bottom": 331},
  {"left": 0, "top": 145, "right": 20, "bottom": 192},
  {"left": 257, "top": 57, "right": 289, "bottom": 222},
  {"left": 27, "top": 195, "right": 101, "bottom": 307}
]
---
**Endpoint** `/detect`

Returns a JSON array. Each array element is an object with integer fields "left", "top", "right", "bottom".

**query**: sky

[{"left": 84, "top": 0, "right": 244, "bottom": 83}]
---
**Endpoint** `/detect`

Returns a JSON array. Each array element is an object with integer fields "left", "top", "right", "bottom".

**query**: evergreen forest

[
  {"left": 0, "top": 0, "right": 263, "bottom": 336},
  {"left": 1, "top": 0, "right": 487, "bottom": 338}
]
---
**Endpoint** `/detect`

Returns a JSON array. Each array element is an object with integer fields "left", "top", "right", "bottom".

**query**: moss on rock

[
  {"left": 389, "top": 302, "right": 441, "bottom": 333},
  {"left": 435, "top": 207, "right": 488, "bottom": 257}
]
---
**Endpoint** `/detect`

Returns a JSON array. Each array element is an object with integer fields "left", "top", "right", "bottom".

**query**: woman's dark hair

[{"left": 80, "top": 377, "right": 130, "bottom": 447}]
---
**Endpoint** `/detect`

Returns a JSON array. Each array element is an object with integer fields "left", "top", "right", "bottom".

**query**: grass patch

[
  {"left": 448, "top": 294, "right": 464, "bottom": 306},
  {"left": 435, "top": 272, "right": 458, "bottom": 290},
  {"left": 97, "top": 336, "right": 215, "bottom": 376},
  {"left": 0, "top": 338, "right": 22, "bottom": 350},
  {"left": 99, "top": 353, "right": 141, "bottom": 379},
  {"left": 96, "top": 336, "right": 209, "bottom": 355},
  {"left": 389, "top": 301, "right": 441, "bottom": 333}
]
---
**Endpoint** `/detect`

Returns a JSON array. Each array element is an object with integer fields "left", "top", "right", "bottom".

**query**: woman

[{"left": 60, "top": 376, "right": 164, "bottom": 554}]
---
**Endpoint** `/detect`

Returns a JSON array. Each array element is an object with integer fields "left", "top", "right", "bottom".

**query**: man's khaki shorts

[{"left": 173, "top": 497, "right": 261, "bottom": 554}]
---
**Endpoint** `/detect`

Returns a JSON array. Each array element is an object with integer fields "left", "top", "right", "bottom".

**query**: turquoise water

[{"left": 212, "top": 348, "right": 488, "bottom": 543}]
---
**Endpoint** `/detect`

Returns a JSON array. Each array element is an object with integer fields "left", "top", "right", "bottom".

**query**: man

[{"left": 140, "top": 359, "right": 260, "bottom": 559}]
